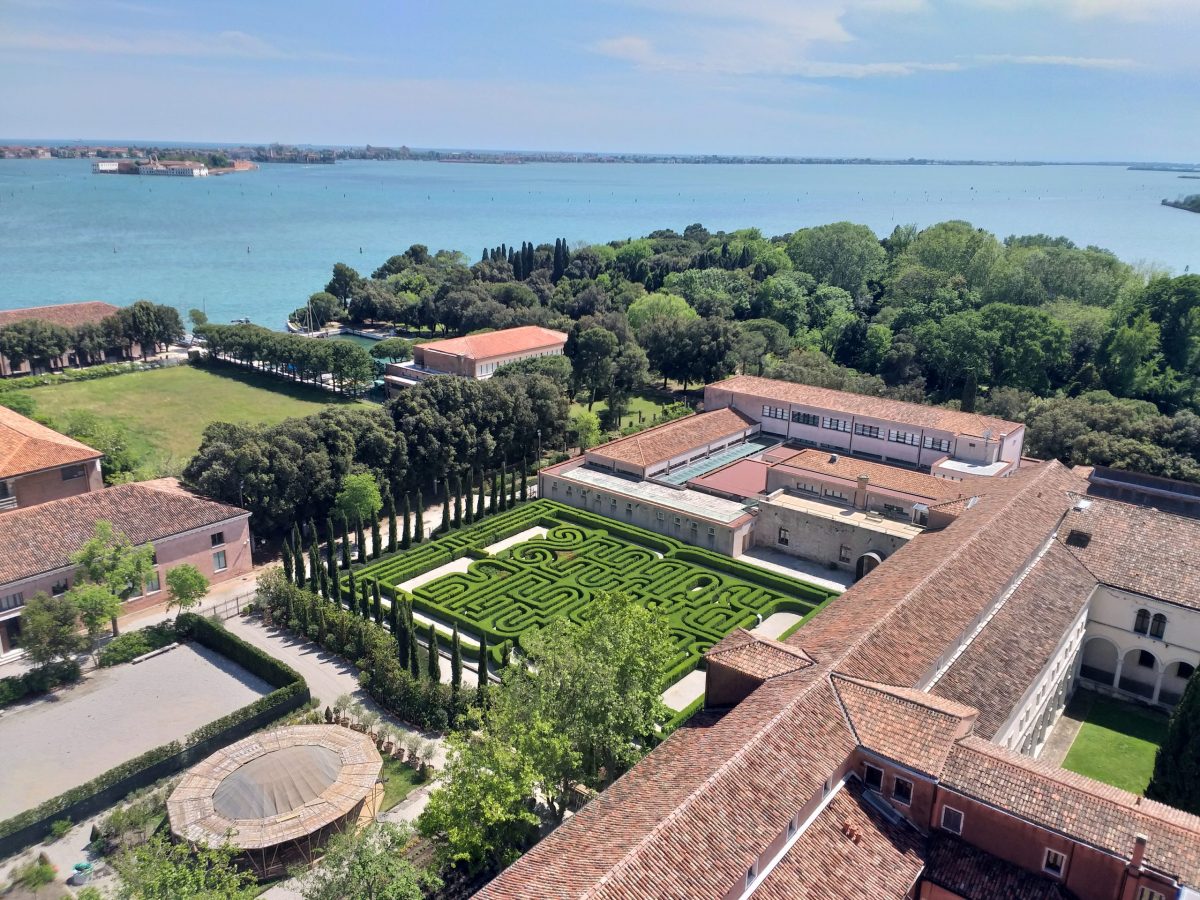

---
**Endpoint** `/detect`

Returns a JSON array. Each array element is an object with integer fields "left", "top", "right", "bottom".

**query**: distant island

[
  {"left": 2, "top": 141, "right": 1198, "bottom": 168},
  {"left": 1162, "top": 194, "right": 1200, "bottom": 214}
]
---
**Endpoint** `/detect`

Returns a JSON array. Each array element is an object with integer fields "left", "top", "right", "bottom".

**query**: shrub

[
  {"left": 48, "top": 817, "right": 72, "bottom": 841},
  {"left": 97, "top": 623, "right": 178, "bottom": 667},
  {"left": 0, "top": 660, "right": 81, "bottom": 709}
]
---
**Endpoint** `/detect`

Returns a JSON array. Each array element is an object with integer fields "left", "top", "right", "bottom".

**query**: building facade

[
  {"left": 0, "top": 405, "right": 104, "bottom": 513},
  {"left": 384, "top": 325, "right": 567, "bottom": 392},
  {"left": 0, "top": 301, "right": 139, "bottom": 377},
  {"left": 0, "top": 480, "right": 252, "bottom": 654}
]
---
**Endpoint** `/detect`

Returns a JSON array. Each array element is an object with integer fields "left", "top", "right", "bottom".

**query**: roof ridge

[{"left": 831, "top": 673, "right": 977, "bottom": 721}]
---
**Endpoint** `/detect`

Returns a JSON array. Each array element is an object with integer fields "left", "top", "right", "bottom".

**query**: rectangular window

[
  {"left": 839, "top": 545, "right": 852, "bottom": 563},
  {"left": 787, "top": 817, "right": 797, "bottom": 838},
  {"left": 822, "top": 417, "right": 851, "bottom": 433},
  {"left": 565, "top": 485, "right": 573, "bottom": 496},
  {"left": 210, "top": 531, "right": 225, "bottom": 547},
  {"left": 941, "top": 806, "right": 964, "bottom": 834},
  {"left": 883, "top": 503, "right": 905, "bottom": 516},
  {"left": 745, "top": 862, "right": 759, "bottom": 888},
  {"left": 213, "top": 549, "right": 227, "bottom": 572},
  {"left": 61, "top": 464, "right": 85, "bottom": 481},
  {"left": 51, "top": 579, "right": 69, "bottom": 596},
  {"left": 1043, "top": 849, "right": 1066, "bottom": 877},
  {"left": 922, "top": 436, "right": 952, "bottom": 453},
  {"left": 707, "top": 526, "right": 716, "bottom": 536},
  {"left": 761, "top": 405, "right": 787, "bottom": 420},
  {"left": 778, "top": 527, "right": 790, "bottom": 546},
  {"left": 656, "top": 510, "right": 665, "bottom": 521},
  {"left": 791, "top": 411, "right": 820, "bottom": 426},
  {"left": 888, "top": 430, "right": 919, "bottom": 446},
  {"left": 863, "top": 764, "right": 884, "bottom": 791},
  {"left": 1136, "top": 889, "right": 1166, "bottom": 900},
  {"left": 1, "top": 591, "right": 25, "bottom": 612},
  {"left": 145, "top": 570, "right": 161, "bottom": 594},
  {"left": 892, "top": 777, "right": 913, "bottom": 806},
  {"left": 853, "top": 423, "right": 882, "bottom": 440},
  {"left": 625, "top": 502, "right": 633, "bottom": 515}
]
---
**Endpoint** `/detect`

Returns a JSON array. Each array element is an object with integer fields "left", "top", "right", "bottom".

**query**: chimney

[
  {"left": 1130, "top": 833, "right": 1148, "bottom": 870},
  {"left": 855, "top": 474, "right": 869, "bottom": 509}
]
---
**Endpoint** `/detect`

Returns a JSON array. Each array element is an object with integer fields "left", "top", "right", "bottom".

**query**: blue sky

[{"left": 1, "top": 0, "right": 1196, "bottom": 161}]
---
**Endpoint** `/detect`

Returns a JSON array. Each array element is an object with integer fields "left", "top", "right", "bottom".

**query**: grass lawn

[
  {"left": 1061, "top": 693, "right": 1168, "bottom": 794},
  {"left": 26, "top": 364, "right": 359, "bottom": 473},
  {"left": 378, "top": 756, "right": 424, "bottom": 811},
  {"left": 570, "top": 391, "right": 678, "bottom": 430}
]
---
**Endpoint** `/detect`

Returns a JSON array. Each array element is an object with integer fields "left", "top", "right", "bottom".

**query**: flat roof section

[
  {"left": 766, "top": 491, "right": 924, "bottom": 539},
  {"left": 560, "top": 465, "right": 755, "bottom": 525},
  {"left": 690, "top": 458, "right": 770, "bottom": 498},
  {"left": 588, "top": 407, "right": 759, "bottom": 470},
  {"left": 936, "top": 458, "right": 1012, "bottom": 477},
  {"left": 659, "top": 435, "right": 778, "bottom": 485}
]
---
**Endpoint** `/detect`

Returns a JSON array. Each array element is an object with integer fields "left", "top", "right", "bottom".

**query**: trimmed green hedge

[
  {"left": 351, "top": 499, "right": 838, "bottom": 681},
  {"left": 0, "top": 616, "right": 308, "bottom": 857},
  {"left": 0, "top": 661, "right": 81, "bottom": 709},
  {"left": 97, "top": 623, "right": 178, "bottom": 667}
]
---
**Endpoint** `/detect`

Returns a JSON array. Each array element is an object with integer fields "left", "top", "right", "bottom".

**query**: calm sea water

[{"left": 0, "top": 159, "right": 1195, "bottom": 328}]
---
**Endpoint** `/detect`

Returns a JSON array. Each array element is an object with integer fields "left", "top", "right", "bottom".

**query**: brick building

[
  {"left": 0, "top": 405, "right": 104, "bottom": 512},
  {"left": 481, "top": 462, "right": 1200, "bottom": 900},
  {"left": 0, "top": 301, "right": 139, "bottom": 377},
  {"left": 0, "top": 480, "right": 252, "bottom": 654},
  {"left": 384, "top": 325, "right": 567, "bottom": 392}
]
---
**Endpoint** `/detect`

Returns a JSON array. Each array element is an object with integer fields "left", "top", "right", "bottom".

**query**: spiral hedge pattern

[{"left": 348, "top": 499, "right": 836, "bottom": 683}]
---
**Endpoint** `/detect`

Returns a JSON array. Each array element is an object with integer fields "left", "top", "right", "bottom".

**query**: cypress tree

[
  {"left": 427, "top": 623, "right": 441, "bottom": 682},
  {"left": 308, "top": 542, "right": 320, "bottom": 593},
  {"left": 291, "top": 522, "right": 303, "bottom": 561},
  {"left": 465, "top": 470, "right": 476, "bottom": 525},
  {"left": 318, "top": 564, "right": 329, "bottom": 601},
  {"left": 330, "top": 559, "right": 342, "bottom": 606},
  {"left": 401, "top": 493, "right": 412, "bottom": 549},
  {"left": 520, "top": 458, "right": 528, "bottom": 502},
  {"left": 396, "top": 602, "right": 410, "bottom": 668},
  {"left": 498, "top": 464, "right": 509, "bottom": 512},
  {"left": 1147, "top": 672, "right": 1200, "bottom": 814},
  {"left": 356, "top": 517, "right": 367, "bottom": 564},
  {"left": 475, "top": 469, "right": 486, "bottom": 519},
  {"left": 325, "top": 516, "right": 336, "bottom": 571},
  {"left": 339, "top": 513, "right": 351, "bottom": 569},
  {"left": 372, "top": 580, "right": 383, "bottom": 626},
  {"left": 408, "top": 625, "right": 421, "bottom": 679},
  {"left": 388, "top": 589, "right": 400, "bottom": 634},
  {"left": 291, "top": 524, "right": 305, "bottom": 587},
  {"left": 360, "top": 580, "right": 371, "bottom": 620},
  {"left": 489, "top": 471, "right": 498, "bottom": 513},
  {"left": 387, "top": 497, "right": 398, "bottom": 554},
  {"left": 346, "top": 568, "right": 357, "bottom": 611},
  {"left": 370, "top": 516, "right": 382, "bottom": 561},
  {"left": 281, "top": 542, "right": 294, "bottom": 584},
  {"left": 452, "top": 473, "right": 462, "bottom": 528},
  {"left": 440, "top": 479, "right": 451, "bottom": 534},
  {"left": 414, "top": 490, "right": 424, "bottom": 544},
  {"left": 451, "top": 624, "right": 462, "bottom": 690},
  {"left": 308, "top": 518, "right": 318, "bottom": 549},
  {"left": 477, "top": 632, "right": 489, "bottom": 701}
]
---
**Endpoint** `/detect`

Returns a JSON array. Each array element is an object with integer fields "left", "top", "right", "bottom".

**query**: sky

[{"left": 0, "top": 0, "right": 1197, "bottom": 161}]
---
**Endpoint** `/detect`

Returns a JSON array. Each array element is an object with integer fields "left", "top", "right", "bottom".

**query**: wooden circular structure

[{"left": 167, "top": 724, "right": 382, "bottom": 877}]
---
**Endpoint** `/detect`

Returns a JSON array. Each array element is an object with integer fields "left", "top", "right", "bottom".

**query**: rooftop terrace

[{"left": 560, "top": 465, "right": 755, "bottom": 525}]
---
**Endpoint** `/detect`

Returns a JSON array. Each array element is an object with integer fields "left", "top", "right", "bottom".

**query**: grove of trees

[{"left": 0, "top": 300, "right": 184, "bottom": 370}]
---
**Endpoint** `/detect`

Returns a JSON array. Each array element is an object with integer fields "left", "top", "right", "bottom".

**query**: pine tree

[
  {"left": 408, "top": 624, "right": 420, "bottom": 678},
  {"left": 427, "top": 623, "right": 441, "bottom": 682},
  {"left": 414, "top": 490, "right": 424, "bottom": 544},
  {"left": 355, "top": 517, "right": 367, "bottom": 564},
  {"left": 281, "top": 542, "right": 294, "bottom": 584},
  {"left": 372, "top": 581, "right": 383, "bottom": 626},
  {"left": 339, "top": 513, "right": 351, "bottom": 569},
  {"left": 475, "top": 469, "right": 486, "bottom": 519},
  {"left": 451, "top": 624, "right": 463, "bottom": 690},
  {"left": 400, "top": 493, "right": 412, "bottom": 549},
  {"left": 520, "top": 458, "right": 528, "bottom": 502},
  {"left": 477, "top": 632, "right": 489, "bottom": 701},
  {"left": 387, "top": 497, "right": 398, "bottom": 554},
  {"left": 440, "top": 479, "right": 451, "bottom": 534},
  {"left": 452, "top": 473, "right": 462, "bottom": 528},
  {"left": 370, "top": 516, "right": 382, "bottom": 562},
  {"left": 1147, "top": 671, "right": 1200, "bottom": 814}
]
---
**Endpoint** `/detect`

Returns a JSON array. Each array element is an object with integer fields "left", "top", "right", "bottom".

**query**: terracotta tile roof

[
  {"left": 708, "top": 374, "right": 1022, "bottom": 439},
  {"left": 588, "top": 407, "right": 758, "bottom": 469},
  {"left": 414, "top": 325, "right": 566, "bottom": 361},
  {"left": 752, "top": 778, "right": 926, "bottom": 900},
  {"left": 706, "top": 628, "right": 814, "bottom": 681},
  {"left": 923, "top": 834, "right": 1071, "bottom": 900},
  {"left": 0, "top": 405, "right": 102, "bottom": 479},
  {"left": 0, "top": 301, "right": 119, "bottom": 330},
  {"left": 930, "top": 541, "right": 1096, "bottom": 738},
  {"left": 830, "top": 674, "right": 976, "bottom": 776},
  {"left": 1059, "top": 498, "right": 1200, "bottom": 611},
  {"left": 0, "top": 481, "right": 248, "bottom": 584},
  {"left": 942, "top": 737, "right": 1200, "bottom": 886},
  {"left": 773, "top": 447, "right": 968, "bottom": 502}
]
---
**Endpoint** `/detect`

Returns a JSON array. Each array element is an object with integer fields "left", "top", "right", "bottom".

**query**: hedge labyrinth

[{"left": 351, "top": 499, "right": 836, "bottom": 683}]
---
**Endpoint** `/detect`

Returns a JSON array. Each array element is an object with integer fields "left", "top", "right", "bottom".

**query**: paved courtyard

[{"left": 0, "top": 644, "right": 272, "bottom": 819}]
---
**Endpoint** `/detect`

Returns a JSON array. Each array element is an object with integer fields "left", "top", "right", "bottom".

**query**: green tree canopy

[
  {"left": 1147, "top": 671, "right": 1200, "bottom": 815},
  {"left": 20, "top": 592, "right": 87, "bottom": 668},
  {"left": 294, "top": 823, "right": 440, "bottom": 900},
  {"left": 113, "top": 835, "right": 257, "bottom": 899},
  {"left": 165, "top": 564, "right": 210, "bottom": 617},
  {"left": 369, "top": 337, "right": 414, "bottom": 362},
  {"left": 785, "top": 222, "right": 885, "bottom": 297},
  {"left": 335, "top": 472, "right": 384, "bottom": 525}
]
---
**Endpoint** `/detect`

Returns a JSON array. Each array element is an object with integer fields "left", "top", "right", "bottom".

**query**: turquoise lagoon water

[{"left": 0, "top": 158, "right": 1196, "bottom": 328}]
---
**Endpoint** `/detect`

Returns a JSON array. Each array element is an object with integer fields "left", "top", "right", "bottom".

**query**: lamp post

[{"left": 537, "top": 429, "right": 542, "bottom": 463}]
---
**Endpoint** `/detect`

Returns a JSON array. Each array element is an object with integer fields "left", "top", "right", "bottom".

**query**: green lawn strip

[
  {"left": 570, "top": 391, "right": 674, "bottom": 426},
  {"left": 378, "top": 756, "right": 424, "bottom": 812},
  {"left": 26, "top": 364, "right": 355, "bottom": 470},
  {"left": 346, "top": 499, "right": 837, "bottom": 684},
  {"left": 1061, "top": 694, "right": 1168, "bottom": 794}
]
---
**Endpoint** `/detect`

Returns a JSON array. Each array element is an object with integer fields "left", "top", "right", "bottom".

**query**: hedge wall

[{"left": 0, "top": 616, "right": 308, "bottom": 858}]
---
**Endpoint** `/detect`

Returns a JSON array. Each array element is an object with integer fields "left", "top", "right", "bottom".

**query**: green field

[
  {"left": 570, "top": 391, "right": 677, "bottom": 430},
  {"left": 350, "top": 499, "right": 836, "bottom": 683},
  {"left": 26, "top": 364, "right": 358, "bottom": 473},
  {"left": 378, "top": 757, "right": 424, "bottom": 811},
  {"left": 1062, "top": 693, "right": 1168, "bottom": 794}
]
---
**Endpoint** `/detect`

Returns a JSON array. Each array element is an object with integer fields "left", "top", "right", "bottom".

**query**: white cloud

[
  {"left": 0, "top": 28, "right": 289, "bottom": 59},
  {"left": 962, "top": 0, "right": 1197, "bottom": 22},
  {"left": 979, "top": 53, "right": 1140, "bottom": 70}
]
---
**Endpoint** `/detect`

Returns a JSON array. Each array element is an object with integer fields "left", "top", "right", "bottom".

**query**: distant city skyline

[{"left": 1, "top": 0, "right": 1197, "bottom": 163}]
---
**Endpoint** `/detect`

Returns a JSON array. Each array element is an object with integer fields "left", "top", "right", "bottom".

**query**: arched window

[
  {"left": 1134, "top": 609, "right": 1150, "bottom": 635},
  {"left": 1150, "top": 613, "right": 1167, "bottom": 640}
]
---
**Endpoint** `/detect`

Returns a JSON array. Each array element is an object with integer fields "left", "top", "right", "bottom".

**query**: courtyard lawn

[
  {"left": 349, "top": 499, "right": 836, "bottom": 685},
  {"left": 570, "top": 391, "right": 679, "bottom": 431},
  {"left": 26, "top": 364, "right": 359, "bottom": 473},
  {"left": 378, "top": 757, "right": 424, "bottom": 812},
  {"left": 1061, "top": 693, "right": 1168, "bottom": 794}
]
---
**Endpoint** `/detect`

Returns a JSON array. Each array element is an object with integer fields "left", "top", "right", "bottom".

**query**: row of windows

[
  {"left": 888, "top": 430, "right": 919, "bottom": 446},
  {"left": 61, "top": 464, "right": 86, "bottom": 481},
  {"left": 854, "top": 423, "right": 881, "bottom": 440},
  {"left": 763, "top": 408, "right": 953, "bottom": 454},
  {"left": 762, "top": 405, "right": 787, "bottom": 420},
  {"left": 823, "top": 417, "right": 851, "bottom": 433},
  {"left": 924, "top": 436, "right": 952, "bottom": 453},
  {"left": 1133, "top": 609, "right": 1167, "bottom": 639}
]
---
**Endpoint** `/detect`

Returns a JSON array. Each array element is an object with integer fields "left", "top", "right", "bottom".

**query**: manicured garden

[
  {"left": 350, "top": 499, "right": 835, "bottom": 684},
  {"left": 1061, "top": 693, "right": 1169, "bottom": 794}
]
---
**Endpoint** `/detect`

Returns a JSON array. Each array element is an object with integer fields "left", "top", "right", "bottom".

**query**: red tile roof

[
  {"left": 923, "top": 834, "right": 1071, "bottom": 900},
  {"left": 0, "top": 481, "right": 248, "bottom": 584},
  {"left": 0, "top": 405, "right": 102, "bottom": 479},
  {"left": 588, "top": 407, "right": 758, "bottom": 469},
  {"left": 774, "top": 448, "right": 968, "bottom": 502},
  {"left": 708, "top": 374, "right": 1022, "bottom": 439},
  {"left": 831, "top": 674, "right": 977, "bottom": 776},
  {"left": 1059, "top": 498, "right": 1200, "bottom": 611},
  {"left": 943, "top": 737, "right": 1200, "bottom": 886},
  {"left": 0, "top": 301, "right": 119, "bottom": 330},
  {"left": 752, "top": 778, "right": 927, "bottom": 900},
  {"left": 707, "top": 629, "right": 814, "bottom": 681},
  {"left": 414, "top": 325, "right": 566, "bottom": 362}
]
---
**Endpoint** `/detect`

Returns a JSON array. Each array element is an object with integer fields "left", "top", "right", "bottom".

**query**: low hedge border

[{"left": 0, "top": 615, "right": 309, "bottom": 858}]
